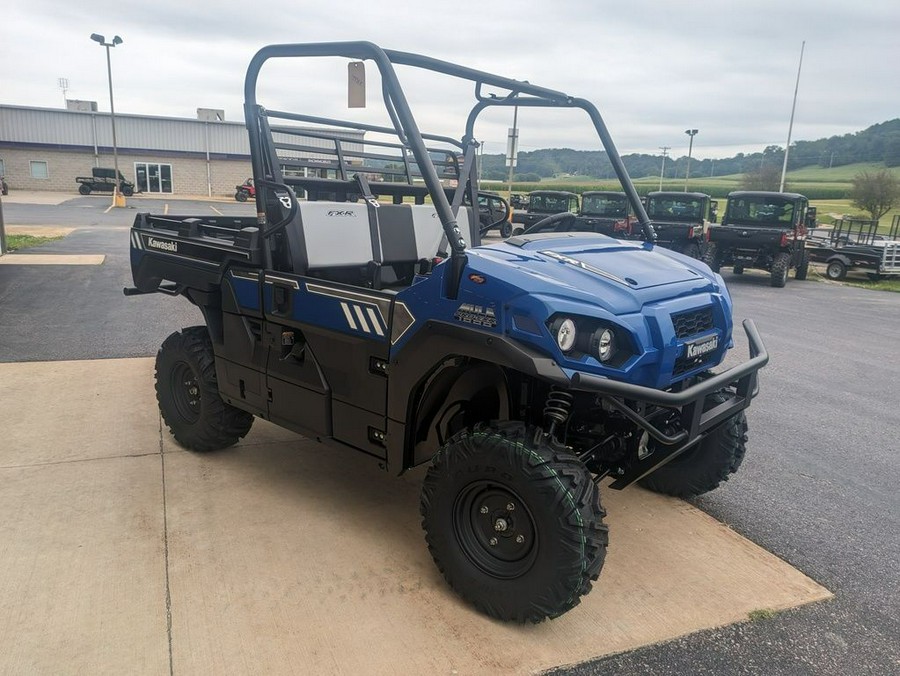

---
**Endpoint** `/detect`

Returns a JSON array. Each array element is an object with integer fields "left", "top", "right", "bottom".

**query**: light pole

[
  {"left": 658, "top": 146, "right": 670, "bottom": 191},
  {"left": 90, "top": 33, "right": 124, "bottom": 206},
  {"left": 684, "top": 129, "right": 698, "bottom": 192}
]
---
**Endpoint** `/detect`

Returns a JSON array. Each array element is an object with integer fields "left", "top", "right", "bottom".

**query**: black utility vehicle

[
  {"left": 705, "top": 190, "right": 814, "bottom": 287},
  {"left": 477, "top": 191, "right": 513, "bottom": 237},
  {"left": 76, "top": 167, "right": 135, "bottom": 196},
  {"left": 127, "top": 42, "right": 768, "bottom": 624},
  {"left": 511, "top": 189, "right": 579, "bottom": 229},
  {"left": 644, "top": 191, "right": 717, "bottom": 259},
  {"left": 578, "top": 190, "right": 633, "bottom": 237},
  {"left": 806, "top": 217, "right": 900, "bottom": 280},
  {"left": 513, "top": 190, "right": 633, "bottom": 238}
]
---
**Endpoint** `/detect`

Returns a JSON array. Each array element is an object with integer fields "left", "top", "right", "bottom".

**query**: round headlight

[
  {"left": 592, "top": 327, "right": 615, "bottom": 362},
  {"left": 554, "top": 318, "right": 577, "bottom": 352}
]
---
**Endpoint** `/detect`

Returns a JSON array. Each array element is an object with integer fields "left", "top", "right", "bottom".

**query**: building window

[
  {"left": 134, "top": 162, "right": 173, "bottom": 194},
  {"left": 30, "top": 161, "right": 49, "bottom": 179}
]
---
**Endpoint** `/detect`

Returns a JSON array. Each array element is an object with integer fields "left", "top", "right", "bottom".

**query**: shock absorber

[{"left": 543, "top": 387, "right": 574, "bottom": 439}]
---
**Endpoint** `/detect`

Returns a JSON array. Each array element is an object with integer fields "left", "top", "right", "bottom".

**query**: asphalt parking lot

[{"left": 1, "top": 193, "right": 898, "bottom": 674}]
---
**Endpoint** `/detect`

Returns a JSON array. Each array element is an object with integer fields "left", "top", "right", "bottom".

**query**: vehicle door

[{"left": 260, "top": 191, "right": 391, "bottom": 458}]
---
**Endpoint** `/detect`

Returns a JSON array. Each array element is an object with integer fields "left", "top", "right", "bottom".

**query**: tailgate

[{"left": 709, "top": 225, "right": 785, "bottom": 248}]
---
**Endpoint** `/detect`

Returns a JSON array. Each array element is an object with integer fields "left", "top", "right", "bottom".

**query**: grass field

[{"left": 486, "top": 162, "right": 900, "bottom": 225}]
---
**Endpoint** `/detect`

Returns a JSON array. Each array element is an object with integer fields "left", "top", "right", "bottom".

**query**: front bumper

[{"left": 567, "top": 319, "right": 768, "bottom": 488}]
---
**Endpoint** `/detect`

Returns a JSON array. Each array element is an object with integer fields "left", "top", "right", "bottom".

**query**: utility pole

[
  {"left": 506, "top": 105, "right": 519, "bottom": 200},
  {"left": 658, "top": 146, "right": 670, "bottom": 191},
  {"left": 780, "top": 41, "right": 806, "bottom": 192}
]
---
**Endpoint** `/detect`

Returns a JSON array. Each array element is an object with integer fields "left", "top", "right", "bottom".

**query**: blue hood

[{"left": 471, "top": 233, "right": 721, "bottom": 315}]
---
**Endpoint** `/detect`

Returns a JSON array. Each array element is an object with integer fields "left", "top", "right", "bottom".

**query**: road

[{"left": 1, "top": 194, "right": 898, "bottom": 674}]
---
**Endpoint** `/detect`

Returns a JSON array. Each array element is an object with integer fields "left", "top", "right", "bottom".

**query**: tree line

[{"left": 479, "top": 118, "right": 900, "bottom": 181}]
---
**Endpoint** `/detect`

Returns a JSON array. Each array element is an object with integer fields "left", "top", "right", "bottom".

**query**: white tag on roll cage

[{"left": 348, "top": 61, "right": 366, "bottom": 108}]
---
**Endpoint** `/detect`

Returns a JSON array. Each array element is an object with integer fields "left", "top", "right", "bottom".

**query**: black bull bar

[{"left": 568, "top": 320, "right": 769, "bottom": 489}]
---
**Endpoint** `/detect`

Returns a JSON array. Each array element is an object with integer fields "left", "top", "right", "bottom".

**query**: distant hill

[{"left": 479, "top": 119, "right": 900, "bottom": 181}]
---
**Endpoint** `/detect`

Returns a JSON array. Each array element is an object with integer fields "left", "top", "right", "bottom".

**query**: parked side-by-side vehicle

[
  {"left": 705, "top": 191, "right": 815, "bottom": 287},
  {"left": 126, "top": 42, "right": 768, "bottom": 624}
]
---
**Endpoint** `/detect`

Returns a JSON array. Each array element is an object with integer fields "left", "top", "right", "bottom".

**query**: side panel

[{"left": 262, "top": 273, "right": 392, "bottom": 457}]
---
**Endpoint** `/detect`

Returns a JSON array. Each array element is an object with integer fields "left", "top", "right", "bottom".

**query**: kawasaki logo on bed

[
  {"left": 327, "top": 210, "right": 357, "bottom": 217},
  {"left": 147, "top": 237, "right": 178, "bottom": 252},
  {"left": 685, "top": 334, "right": 719, "bottom": 359},
  {"left": 138, "top": 233, "right": 250, "bottom": 262}
]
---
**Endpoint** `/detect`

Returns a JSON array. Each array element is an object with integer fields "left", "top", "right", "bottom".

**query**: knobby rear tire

[
  {"left": 155, "top": 326, "right": 254, "bottom": 451},
  {"left": 771, "top": 252, "right": 790, "bottom": 287}
]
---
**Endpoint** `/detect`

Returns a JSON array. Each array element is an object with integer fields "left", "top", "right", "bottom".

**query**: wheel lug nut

[
  {"left": 516, "top": 535, "right": 525, "bottom": 544},
  {"left": 506, "top": 502, "right": 515, "bottom": 511},
  {"left": 489, "top": 537, "right": 498, "bottom": 546},
  {"left": 480, "top": 506, "right": 489, "bottom": 514}
]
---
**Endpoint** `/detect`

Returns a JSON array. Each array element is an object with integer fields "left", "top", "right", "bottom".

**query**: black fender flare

[
  {"left": 387, "top": 321, "right": 568, "bottom": 470},
  {"left": 408, "top": 361, "right": 510, "bottom": 466},
  {"left": 827, "top": 253, "right": 852, "bottom": 267}
]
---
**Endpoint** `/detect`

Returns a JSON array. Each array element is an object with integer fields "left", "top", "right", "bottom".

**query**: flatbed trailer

[{"left": 806, "top": 217, "right": 900, "bottom": 280}]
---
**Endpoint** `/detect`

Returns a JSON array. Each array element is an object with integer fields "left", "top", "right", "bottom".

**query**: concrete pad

[
  {"left": 6, "top": 225, "right": 77, "bottom": 237},
  {"left": 0, "top": 358, "right": 159, "bottom": 466},
  {"left": 165, "top": 442, "right": 831, "bottom": 675},
  {"left": 0, "top": 357, "right": 831, "bottom": 674},
  {"left": 0, "top": 253, "right": 105, "bottom": 265},
  {"left": 0, "top": 455, "right": 169, "bottom": 674},
  {"left": 0, "top": 358, "right": 296, "bottom": 466}
]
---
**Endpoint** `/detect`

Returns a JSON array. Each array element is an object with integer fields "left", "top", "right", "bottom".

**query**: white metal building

[{"left": 0, "top": 104, "right": 363, "bottom": 197}]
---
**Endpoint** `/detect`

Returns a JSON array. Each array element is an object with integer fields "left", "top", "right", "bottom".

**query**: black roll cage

[{"left": 243, "top": 41, "right": 655, "bottom": 282}]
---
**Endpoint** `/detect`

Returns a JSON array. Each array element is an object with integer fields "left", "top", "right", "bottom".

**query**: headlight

[
  {"left": 591, "top": 327, "right": 615, "bottom": 362},
  {"left": 552, "top": 317, "right": 577, "bottom": 352}
]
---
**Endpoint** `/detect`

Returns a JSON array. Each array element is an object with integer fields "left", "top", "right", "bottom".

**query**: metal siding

[
  {"left": 0, "top": 107, "right": 94, "bottom": 145},
  {"left": 0, "top": 105, "right": 364, "bottom": 158}
]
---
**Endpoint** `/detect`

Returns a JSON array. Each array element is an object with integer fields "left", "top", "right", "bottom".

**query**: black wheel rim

[
  {"left": 453, "top": 481, "right": 538, "bottom": 579},
  {"left": 170, "top": 361, "right": 201, "bottom": 423}
]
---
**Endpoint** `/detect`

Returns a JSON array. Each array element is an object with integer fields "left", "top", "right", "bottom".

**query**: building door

[{"left": 134, "top": 162, "right": 173, "bottom": 194}]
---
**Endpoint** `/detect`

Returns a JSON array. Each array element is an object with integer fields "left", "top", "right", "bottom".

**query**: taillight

[
  {"left": 780, "top": 232, "right": 789, "bottom": 247},
  {"left": 687, "top": 226, "right": 695, "bottom": 239}
]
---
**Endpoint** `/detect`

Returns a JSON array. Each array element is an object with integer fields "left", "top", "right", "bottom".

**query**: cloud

[{"left": 1, "top": 0, "right": 896, "bottom": 161}]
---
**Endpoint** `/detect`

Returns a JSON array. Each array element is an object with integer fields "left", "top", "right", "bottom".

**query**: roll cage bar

[{"left": 243, "top": 41, "right": 655, "bottom": 273}]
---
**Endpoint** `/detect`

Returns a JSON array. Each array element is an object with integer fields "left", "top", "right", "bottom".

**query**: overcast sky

[{"left": 1, "top": 0, "right": 897, "bottom": 161}]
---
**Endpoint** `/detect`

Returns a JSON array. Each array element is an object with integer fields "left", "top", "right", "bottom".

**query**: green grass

[
  {"left": 748, "top": 608, "right": 779, "bottom": 621},
  {"left": 809, "top": 199, "right": 900, "bottom": 230},
  {"left": 781, "top": 162, "right": 900, "bottom": 182},
  {"left": 3, "top": 234, "right": 64, "bottom": 251},
  {"left": 839, "top": 277, "right": 900, "bottom": 293}
]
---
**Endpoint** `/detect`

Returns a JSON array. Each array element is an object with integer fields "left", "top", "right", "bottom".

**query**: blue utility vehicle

[{"left": 126, "top": 42, "right": 768, "bottom": 623}]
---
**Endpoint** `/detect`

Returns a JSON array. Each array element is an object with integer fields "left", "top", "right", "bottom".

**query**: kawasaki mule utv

[{"left": 126, "top": 41, "right": 768, "bottom": 623}]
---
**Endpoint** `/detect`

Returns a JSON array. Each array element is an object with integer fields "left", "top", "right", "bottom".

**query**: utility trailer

[
  {"left": 126, "top": 41, "right": 768, "bottom": 623},
  {"left": 806, "top": 217, "right": 900, "bottom": 280}
]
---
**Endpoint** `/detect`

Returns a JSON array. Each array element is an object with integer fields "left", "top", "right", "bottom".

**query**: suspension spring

[{"left": 543, "top": 387, "right": 574, "bottom": 438}]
